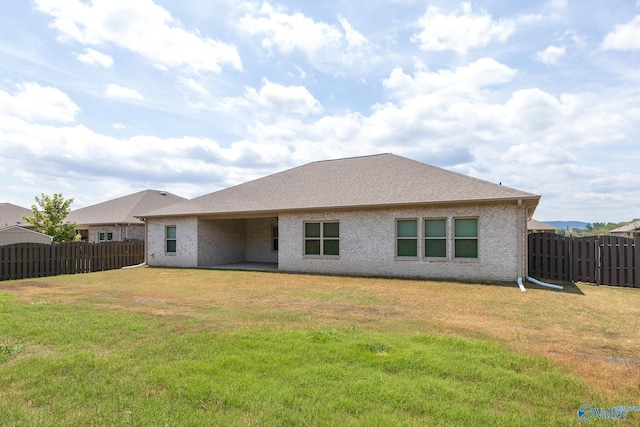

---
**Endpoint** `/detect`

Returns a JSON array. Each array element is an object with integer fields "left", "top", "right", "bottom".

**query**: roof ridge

[
  {"left": 309, "top": 153, "right": 392, "bottom": 165},
  {"left": 73, "top": 189, "right": 167, "bottom": 210}
]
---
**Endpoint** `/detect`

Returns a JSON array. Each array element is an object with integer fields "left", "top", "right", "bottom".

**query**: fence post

[{"left": 596, "top": 238, "right": 602, "bottom": 286}]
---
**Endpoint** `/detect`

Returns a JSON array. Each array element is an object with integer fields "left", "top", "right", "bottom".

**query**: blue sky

[{"left": 1, "top": 0, "right": 639, "bottom": 222}]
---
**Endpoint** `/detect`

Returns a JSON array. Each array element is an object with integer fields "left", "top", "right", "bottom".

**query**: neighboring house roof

[
  {"left": 0, "top": 225, "right": 53, "bottom": 244},
  {"left": 0, "top": 203, "right": 33, "bottom": 227},
  {"left": 67, "top": 190, "right": 186, "bottom": 226},
  {"left": 527, "top": 219, "right": 557, "bottom": 232},
  {"left": 610, "top": 221, "right": 640, "bottom": 234},
  {"left": 141, "top": 154, "right": 540, "bottom": 218}
]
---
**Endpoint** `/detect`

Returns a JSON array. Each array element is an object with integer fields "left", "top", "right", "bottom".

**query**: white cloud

[
  {"left": 535, "top": 45, "right": 566, "bottom": 65},
  {"left": 178, "top": 77, "right": 208, "bottom": 94},
  {"left": 76, "top": 48, "right": 113, "bottom": 68},
  {"left": 104, "top": 84, "right": 144, "bottom": 101},
  {"left": 503, "top": 142, "right": 575, "bottom": 166},
  {"left": 562, "top": 30, "right": 586, "bottom": 49},
  {"left": 337, "top": 16, "right": 367, "bottom": 48},
  {"left": 0, "top": 82, "right": 79, "bottom": 123},
  {"left": 240, "top": 3, "right": 342, "bottom": 54},
  {"left": 0, "top": 116, "right": 299, "bottom": 202},
  {"left": 504, "top": 88, "right": 565, "bottom": 132},
  {"left": 411, "top": 2, "right": 515, "bottom": 55},
  {"left": 383, "top": 57, "right": 517, "bottom": 99},
  {"left": 35, "top": 0, "right": 242, "bottom": 73},
  {"left": 239, "top": 2, "right": 371, "bottom": 69},
  {"left": 601, "top": 15, "right": 640, "bottom": 51},
  {"left": 223, "top": 78, "right": 323, "bottom": 116}
]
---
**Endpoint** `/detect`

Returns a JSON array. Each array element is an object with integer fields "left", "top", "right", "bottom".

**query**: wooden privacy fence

[
  {"left": 528, "top": 233, "right": 639, "bottom": 287},
  {"left": 0, "top": 241, "right": 145, "bottom": 281}
]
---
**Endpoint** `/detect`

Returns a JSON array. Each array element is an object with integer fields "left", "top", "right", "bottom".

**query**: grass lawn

[{"left": 1, "top": 268, "right": 639, "bottom": 426}]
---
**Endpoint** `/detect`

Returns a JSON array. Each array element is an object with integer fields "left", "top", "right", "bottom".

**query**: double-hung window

[
  {"left": 454, "top": 218, "right": 478, "bottom": 258},
  {"left": 397, "top": 219, "right": 418, "bottom": 257},
  {"left": 166, "top": 226, "right": 177, "bottom": 253},
  {"left": 304, "top": 222, "right": 339, "bottom": 256},
  {"left": 425, "top": 219, "right": 447, "bottom": 258}
]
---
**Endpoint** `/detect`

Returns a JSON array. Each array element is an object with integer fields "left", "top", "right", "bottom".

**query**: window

[
  {"left": 272, "top": 226, "right": 279, "bottom": 251},
  {"left": 166, "top": 226, "right": 177, "bottom": 253},
  {"left": 99, "top": 232, "right": 113, "bottom": 242},
  {"left": 425, "top": 219, "right": 447, "bottom": 258},
  {"left": 397, "top": 219, "right": 417, "bottom": 257},
  {"left": 304, "top": 221, "right": 339, "bottom": 256},
  {"left": 454, "top": 218, "right": 478, "bottom": 258}
]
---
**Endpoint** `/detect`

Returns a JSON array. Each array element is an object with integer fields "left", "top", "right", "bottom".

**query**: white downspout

[
  {"left": 122, "top": 261, "right": 146, "bottom": 269},
  {"left": 517, "top": 276, "right": 526, "bottom": 292},
  {"left": 526, "top": 276, "right": 564, "bottom": 290},
  {"left": 516, "top": 199, "right": 526, "bottom": 292}
]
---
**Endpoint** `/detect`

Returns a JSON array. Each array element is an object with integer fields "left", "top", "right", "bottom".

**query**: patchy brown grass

[{"left": 3, "top": 267, "right": 639, "bottom": 400}]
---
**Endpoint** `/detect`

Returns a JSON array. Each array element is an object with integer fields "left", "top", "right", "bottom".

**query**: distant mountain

[{"left": 545, "top": 221, "right": 590, "bottom": 230}]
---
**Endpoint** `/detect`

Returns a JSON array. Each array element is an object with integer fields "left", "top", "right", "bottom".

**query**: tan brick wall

[
  {"left": 147, "top": 216, "right": 198, "bottom": 267},
  {"left": 197, "top": 219, "right": 246, "bottom": 266},
  {"left": 88, "top": 225, "right": 121, "bottom": 243},
  {"left": 278, "top": 203, "right": 520, "bottom": 282},
  {"left": 86, "top": 224, "right": 145, "bottom": 243},
  {"left": 123, "top": 224, "right": 145, "bottom": 241},
  {"left": 146, "top": 203, "right": 523, "bottom": 282},
  {"left": 245, "top": 217, "right": 278, "bottom": 263}
]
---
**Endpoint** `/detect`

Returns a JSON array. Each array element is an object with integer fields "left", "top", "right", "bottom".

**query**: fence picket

[
  {"left": 0, "top": 241, "right": 145, "bottom": 281},
  {"left": 528, "top": 233, "right": 638, "bottom": 287}
]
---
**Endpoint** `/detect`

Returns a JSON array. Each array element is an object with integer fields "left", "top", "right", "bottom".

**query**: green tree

[{"left": 22, "top": 193, "right": 80, "bottom": 243}]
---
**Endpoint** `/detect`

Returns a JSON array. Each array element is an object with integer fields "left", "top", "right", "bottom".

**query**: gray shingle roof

[
  {"left": 67, "top": 190, "right": 186, "bottom": 226},
  {"left": 610, "top": 221, "right": 640, "bottom": 234},
  {"left": 0, "top": 203, "right": 32, "bottom": 227},
  {"left": 527, "top": 219, "right": 557, "bottom": 231},
  {"left": 141, "top": 154, "right": 540, "bottom": 218}
]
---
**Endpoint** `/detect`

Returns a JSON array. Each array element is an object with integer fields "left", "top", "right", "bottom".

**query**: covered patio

[{"left": 197, "top": 217, "right": 279, "bottom": 268}]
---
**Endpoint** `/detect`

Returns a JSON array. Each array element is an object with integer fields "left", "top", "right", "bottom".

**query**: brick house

[
  {"left": 139, "top": 154, "right": 540, "bottom": 283},
  {"left": 66, "top": 190, "right": 185, "bottom": 243}
]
